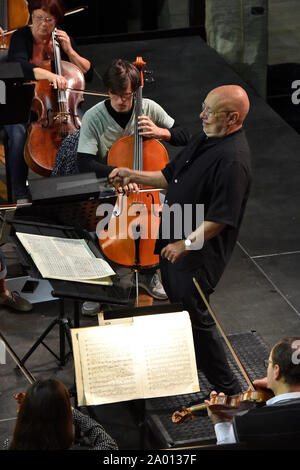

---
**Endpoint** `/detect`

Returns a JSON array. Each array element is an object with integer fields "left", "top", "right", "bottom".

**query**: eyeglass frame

[
  {"left": 201, "top": 101, "right": 234, "bottom": 117},
  {"left": 264, "top": 359, "right": 273, "bottom": 368},
  {"left": 108, "top": 90, "right": 135, "bottom": 101},
  {"left": 32, "top": 14, "right": 56, "bottom": 24}
]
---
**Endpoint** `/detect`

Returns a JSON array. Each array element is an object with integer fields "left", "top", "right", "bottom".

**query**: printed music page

[
  {"left": 16, "top": 232, "right": 115, "bottom": 284},
  {"left": 134, "top": 311, "right": 200, "bottom": 398},
  {"left": 72, "top": 324, "right": 143, "bottom": 406},
  {"left": 71, "top": 311, "right": 199, "bottom": 406}
]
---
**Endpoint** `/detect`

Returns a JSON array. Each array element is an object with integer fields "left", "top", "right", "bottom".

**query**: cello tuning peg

[
  {"left": 145, "top": 76, "right": 155, "bottom": 84},
  {"left": 144, "top": 69, "right": 153, "bottom": 75}
]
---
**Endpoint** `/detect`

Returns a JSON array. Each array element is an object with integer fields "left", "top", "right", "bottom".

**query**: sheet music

[
  {"left": 135, "top": 313, "right": 198, "bottom": 397},
  {"left": 16, "top": 232, "right": 115, "bottom": 282},
  {"left": 74, "top": 325, "right": 142, "bottom": 406},
  {"left": 72, "top": 311, "right": 200, "bottom": 406}
]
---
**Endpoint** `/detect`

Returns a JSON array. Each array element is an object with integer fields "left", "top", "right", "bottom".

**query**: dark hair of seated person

[{"left": 9, "top": 379, "right": 73, "bottom": 450}]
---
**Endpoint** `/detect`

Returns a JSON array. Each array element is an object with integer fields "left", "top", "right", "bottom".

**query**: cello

[
  {"left": 98, "top": 57, "right": 169, "bottom": 302},
  {"left": 24, "top": 28, "right": 85, "bottom": 176}
]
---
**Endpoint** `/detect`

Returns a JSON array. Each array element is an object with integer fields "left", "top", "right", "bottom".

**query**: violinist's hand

[
  {"left": 0, "top": 27, "right": 4, "bottom": 36},
  {"left": 55, "top": 29, "right": 73, "bottom": 56},
  {"left": 161, "top": 240, "right": 188, "bottom": 264},
  {"left": 138, "top": 116, "right": 171, "bottom": 141},
  {"left": 49, "top": 72, "right": 68, "bottom": 90},
  {"left": 108, "top": 167, "right": 139, "bottom": 194},
  {"left": 253, "top": 377, "right": 268, "bottom": 390},
  {"left": 205, "top": 391, "right": 232, "bottom": 425}
]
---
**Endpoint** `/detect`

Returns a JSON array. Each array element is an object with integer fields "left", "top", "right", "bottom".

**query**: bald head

[
  {"left": 209, "top": 85, "right": 250, "bottom": 123},
  {"left": 201, "top": 85, "right": 250, "bottom": 137}
]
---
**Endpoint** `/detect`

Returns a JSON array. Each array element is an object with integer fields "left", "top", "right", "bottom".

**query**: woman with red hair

[{"left": 4, "top": 0, "right": 92, "bottom": 203}]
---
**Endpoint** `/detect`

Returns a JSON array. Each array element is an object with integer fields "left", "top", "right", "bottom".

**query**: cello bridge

[{"left": 53, "top": 112, "right": 70, "bottom": 122}]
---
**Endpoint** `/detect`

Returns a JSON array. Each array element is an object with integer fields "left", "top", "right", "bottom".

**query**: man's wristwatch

[{"left": 184, "top": 239, "right": 192, "bottom": 250}]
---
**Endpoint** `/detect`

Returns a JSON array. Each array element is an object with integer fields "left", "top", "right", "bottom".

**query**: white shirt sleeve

[{"left": 214, "top": 422, "right": 237, "bottom": 445}]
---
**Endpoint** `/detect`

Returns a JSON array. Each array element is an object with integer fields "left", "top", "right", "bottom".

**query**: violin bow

[{"left": 192, "top": 277, "right": 255, "bottom": 391}]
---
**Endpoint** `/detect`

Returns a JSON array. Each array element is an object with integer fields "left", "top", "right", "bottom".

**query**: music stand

[
  {"left": 11, "top": 219, "right": 131, "bottom": 369},
  {"left": 0, "top": 205, "right": 36, "bottom": 383},
  {"left": 0, "top": 62, "right": 34, "bottom": 125},
  {"left": 0, "top": 63, "right": 34, "bottom": 380}
]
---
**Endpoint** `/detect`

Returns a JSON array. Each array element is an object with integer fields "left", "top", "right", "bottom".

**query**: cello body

[
  {"left": 25, "top": 60, "right": 84, "bottom": 176},
  {"left": 99, "top": 135, "right": 168, "bottom": 268},
  {"left": 25, "top": 30, "right": 85, "bottom": 176}
]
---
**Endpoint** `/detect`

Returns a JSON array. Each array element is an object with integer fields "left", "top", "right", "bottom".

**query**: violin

[
  {"left": 14, "top": 392, "right": 26, "bottom": 413},
  {"left": 172, "top": 388, "right": 274, "bottom": 424},
  {"left": 172, "top": 279, "right": 274, "bottom": 424},
  {"left": 24, "top": 28, "right": 85, "bottom": 176}
]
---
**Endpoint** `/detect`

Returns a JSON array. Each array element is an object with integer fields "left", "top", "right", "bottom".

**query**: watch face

[{"left": 185, "top": 239, "right": 192, "bottom": 247}]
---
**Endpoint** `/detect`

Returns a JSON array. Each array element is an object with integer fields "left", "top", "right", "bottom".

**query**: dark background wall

[{"left": 62, "top": 0, "right": 205, "bottom": 41}]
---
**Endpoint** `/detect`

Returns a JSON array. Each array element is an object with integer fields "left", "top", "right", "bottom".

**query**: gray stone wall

[{"left": 205, "top": 0, "right": 268, "bottom": 98}]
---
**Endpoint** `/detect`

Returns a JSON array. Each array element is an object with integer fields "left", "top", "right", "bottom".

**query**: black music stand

[
  {"left": 0, "top": 62, "right": 35, "bottom": 202},
  {"left": 0, "top": 62, "right": 34, "bottom": 124},
  {"left": 11, "top": 219, "right": 130, "bottom": 368},
  {"left": 0, "top": 205, "right": 36, "bottom": 384}
]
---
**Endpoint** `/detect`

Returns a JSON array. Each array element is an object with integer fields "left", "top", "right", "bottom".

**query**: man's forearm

[
  {"left": 187, "top": 221, "right": 226, "bottom": 248},
  {"left": 131, "top": 170, "right": 168, "bottom": 188}
]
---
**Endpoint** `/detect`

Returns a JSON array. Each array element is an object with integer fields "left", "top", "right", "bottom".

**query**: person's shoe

[
  {"left": 81, "top": 301, "right": 101, "bottom": 317},
  {"left": 138, "top": 272, "right": 168, "bottom": 300},
  {"left": 0, "top": 291, "right": 33, "bottom": 312}
]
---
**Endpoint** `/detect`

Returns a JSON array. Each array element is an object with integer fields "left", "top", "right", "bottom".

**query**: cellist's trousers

[
  {"left": 4, "top": 124, "right": 29, "bottom": 200},
  {"left": 159, "top": 257, "right": 241, "bottom": 395}
]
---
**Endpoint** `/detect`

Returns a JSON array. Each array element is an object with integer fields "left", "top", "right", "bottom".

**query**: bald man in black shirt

[{"left": 109, "top": 85, "right": 252, "bottom": 395}]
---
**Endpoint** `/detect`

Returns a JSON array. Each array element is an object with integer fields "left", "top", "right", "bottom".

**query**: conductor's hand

[
  {"left": 161, "top": 240, "right": 188, "bottom": 264},
  {"left": 108, "top": 167, "right": 139, "bottom": 194}
]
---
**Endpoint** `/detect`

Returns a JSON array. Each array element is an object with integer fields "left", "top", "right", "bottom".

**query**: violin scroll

[
  {"left": 14, "top": 392, "right": 26, "bottom": 413},
  {"left": 172, "top": 406, "right": 195, "bottom": 424}
]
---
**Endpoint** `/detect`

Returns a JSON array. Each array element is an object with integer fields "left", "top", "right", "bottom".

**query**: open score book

[
  {"left": 16, "top": 232, "right": 115, "bottom": 285},
  {"left": 71, "top": 310, "right": 200, "bottom": 406}
]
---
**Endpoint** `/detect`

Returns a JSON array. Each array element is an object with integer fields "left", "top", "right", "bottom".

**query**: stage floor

[{"left": 1, "top": 33, "right": 300, "bottom": 450}]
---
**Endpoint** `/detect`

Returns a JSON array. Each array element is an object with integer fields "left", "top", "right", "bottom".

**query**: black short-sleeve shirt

[{"left": 155, "top": 129, "right": 252, "bottom": 288}]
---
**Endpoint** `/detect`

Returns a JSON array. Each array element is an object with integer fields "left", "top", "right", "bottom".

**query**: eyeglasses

[
  {"left": 109, "top": 91, "right": 134, "bottom": 100},
  {"left": 201, "top": 102, "right": 233, "bottom": 117},
  {"left": 264, "top": 359, "right": 273, "bottom": 368},
  {"left": 33, "top": 15, "right": 56, "bottom": 24}
]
